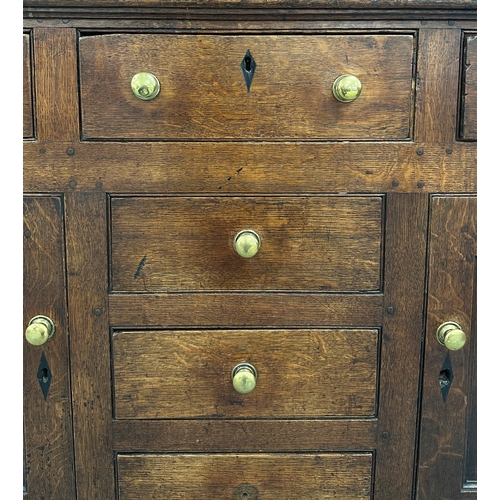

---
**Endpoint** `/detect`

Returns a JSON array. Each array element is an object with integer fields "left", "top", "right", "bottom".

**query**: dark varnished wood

[
  {"left": 375, "top": 192, "right": 429, "bottom": 500},
  {"left": 460, "top": 33, "right": 477, "bottom": 140},
  {"left": 110, "top": 195, "right": 383, "bottom": 292},
  {"left": 23, "top": 33, "right": 34, "bottom": 139},
  {"left": 112, "top": 419, "right": 378, "bottom": 452},
  {"left": 23, "top": 196, "right": 76, "bottom": 499},
  {"left": 32, "top": 28, "right": 79, "bottom": 141},
  {"left": 417, "top": 196, "right": 477, "bottom": 499},
  {"left": 23, "top": 2, "right": 477, "bottom": 498},
  {"left": 23, "top": 0, "right": 478, "bottom": 9},
  {"left": 108, "top": 293, "right": 383, "bottom": 327},
  {"left": 64, "top": 193, "right": 114, "bottom": 500},
  {"left": 80, "top": 33, "right": 414, "bottom": 140},
  {"left": 117, "top": 453, "right": 373, "bottom": 499},
  {"left": 23, "top": 141, "right": 477, "bottom": 194},
  {"left": 414, "top": 28, "right": 462, "bottom": 143},
  {"left": 112, "top": 328, "right": 379, "bottom": 419}
]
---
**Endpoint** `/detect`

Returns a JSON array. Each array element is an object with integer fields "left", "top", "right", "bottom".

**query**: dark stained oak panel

[
  {"left": 417, "top": 195, "right": 477, "bottom": 499},
  {"left": 23, "top": 196, "right": 76, "bottom": 499},
  {"left": 460, "top": 33, "right": 477, "bottom": 140},
  {"left": 110, "top": 195, "right": 383, "bottom": 292},
  {"left": 117, "top": 453, "right": 373, "bottom": 500},
  {"left": 23, "top": 33, "right": 34, "bottom": 138},
  {"left": 112, "top": 329, "right": 379, "bottom": 419},
  {"left": 80, "top": 34, "right": 414, "bottom": 140},
  {"left": 25, "top": 0, "right": 478, "bottom": 9},
  {"left": 23, "top": 140, "right": 477, "bottom": 194}
]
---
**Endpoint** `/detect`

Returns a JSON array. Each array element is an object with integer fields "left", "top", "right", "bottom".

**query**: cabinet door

[
  {"left": 417, "top": 196, "right": 477, "bottom": 499},
  {"left": 23, "top": 196, "right": 76, "bottom": 499}
]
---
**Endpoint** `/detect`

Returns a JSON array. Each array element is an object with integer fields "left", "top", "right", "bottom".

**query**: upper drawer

[
  {"left": 23, "top": 33, "right": 34, "bottom": 139},
  {"left": 79, "top": 34, "right": 415, "bottom": 141},
  {"left": 110, "top": 195, "right": 383, "bottom": 293}
]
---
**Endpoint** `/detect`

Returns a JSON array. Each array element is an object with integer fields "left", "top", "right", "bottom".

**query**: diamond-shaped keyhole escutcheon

[
  {"left": 241, "top": 50, "right": 257, "bottom": 92},
  {"left": 439, "top": 352, "right": 454, "bottom": 403},
  {"left": 37, "top": 352, "right": 52, "bottom": 400}
]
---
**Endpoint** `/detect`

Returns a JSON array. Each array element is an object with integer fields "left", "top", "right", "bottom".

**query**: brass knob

[
  {"left": 436, "top": 321, "right": 466, "bottom": 351},
  {"left": 25, "top": 315, "right": 55, "bottom": 346},
  {"left": 233, "top": 229, "right": 261, "bottom": 259},
  {"left": 131, "top": 72, "right": 160, "bottom": 101},
  {"left": 332, "top": 74, "right": 362, "bottom": 102},
  {"left": 231, "top": 362, "right": 258, "bottom": 394}
]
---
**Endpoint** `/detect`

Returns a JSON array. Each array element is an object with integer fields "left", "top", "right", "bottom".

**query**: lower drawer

[{"left": 117, "top": 453, "right": 373, "bottom": 499}]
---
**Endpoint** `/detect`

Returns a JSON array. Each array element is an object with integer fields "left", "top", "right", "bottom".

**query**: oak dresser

[{"left": 23, "top": 1, "right": 477, "bottom": 499}]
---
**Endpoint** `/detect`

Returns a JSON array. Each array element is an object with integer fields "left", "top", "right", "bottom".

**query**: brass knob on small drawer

[
  {"left": 131, "top": 72, "right": 161, "bottom": 101},
  {"left": 25, "top": 315, "right": 55, "bottom": 346},
  {"left": 332, "top": 74, "right": 362, "bottom": 103},
  {"left": 436, "top": 321, "right": 466, "bottom": 351},
  {"left": 232, "top": 362, "right": 258, "bottom": 394},
  {"left": 233, "top": 229, "right": 261, "bottom": 259}
]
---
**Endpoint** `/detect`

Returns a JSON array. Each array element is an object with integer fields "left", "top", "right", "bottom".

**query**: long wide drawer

[
  {"left": 112, "top": 328, "right": 379, "bottom": 419},
  {"left": 80, "top": 33, "right": 415, "bottom": 140},
  {"left": 110, "top": 195, "right": 383, "bottom": 293},
  {"left": 117, "top": 453, "right": 373, "bottom": 499}
]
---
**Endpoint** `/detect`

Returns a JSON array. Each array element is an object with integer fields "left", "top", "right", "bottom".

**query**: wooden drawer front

[
  {"left": 117, "top": 453, "right": 373, "bottom": 499},
  {"left": 110, "top": 196, "right": 383, "bottom": 292},
  {"left": 80, "top": 34, "right": 414, "bottom": 140},
  {"left": 460, "top": 33, "right": 477, "bottom": 140},
  {"left": 112, "top": 328, "right": 379, "bottom": 419},
  {"left": 117, "top": 453, "right": 373, "bottom": 500},
  {"left": 23, "top": 33, "right": 34, "bottom": 138}
]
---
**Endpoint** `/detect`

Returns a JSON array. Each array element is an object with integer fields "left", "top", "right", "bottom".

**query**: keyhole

[
  {"left": 439, "top": 369, "right": 451, "bottom": 388},
  {"left": 41, "top": 368, "right": 49, "bottom": 384},
  {"left": 244, "top": 56, "right": 252, "bottom": 72}
]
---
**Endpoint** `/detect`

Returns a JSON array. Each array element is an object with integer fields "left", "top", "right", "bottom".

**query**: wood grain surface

[
  {"left": 23, "top": 141, "right": 477, "bottom": 194},
  {"left": 112, "top": 328, "right": 379, "bottom": 418},
  {"left": 117, "top": 453, "right": 373, "bottom": 499},
  {"left": 112, "top": 419, "right": 378, "bottom": 452},
  {"left": 32, "top": 28, "right": 79, "bottom": 141},
  {"left": 23, "top": 196, "right": 76, "bottom": 499},
  {"left": 24, "top": 0, "right": 478, "bottom": 10},
  {"left": 79, "top": 34, "right": 414, "bottom": 140},
  {"left": 64, "top": 193, "right": 115, "bottom": 499},
  {"left": 23, "top": 33, "right": 34, "bottom": 138},
  {"left": 110, "top": 195, "right": 383, "bottom": 292},
  {"left": 460, "top": 33, "right": 477, "bottom": 140},
  {"left": 417, "top": 195, "right": 477, "bottom": 499}
]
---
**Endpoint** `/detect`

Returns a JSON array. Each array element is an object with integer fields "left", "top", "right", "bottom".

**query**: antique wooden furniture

[{"left": 23, "top": 1, "right": 477, "bottom": 498}]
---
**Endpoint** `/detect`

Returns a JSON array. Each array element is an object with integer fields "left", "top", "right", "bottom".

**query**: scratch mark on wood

[{"left": 134, "top": 255, "right": 147, "bottom": 279}]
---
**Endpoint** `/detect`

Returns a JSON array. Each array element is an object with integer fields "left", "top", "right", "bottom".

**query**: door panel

[
  {"left": 417, "top": 195, "right": 477, "bottom": 499},
  {"left": 23, "top": 196, "right": 76, "bottom": 499}
]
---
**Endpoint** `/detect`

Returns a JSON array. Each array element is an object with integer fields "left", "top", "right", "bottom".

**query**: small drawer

[
  {"left": 459, "top": 33, "right": 477, "bottom": 140},
  {"left": 80, "top": 33, "right": 415, "bottom": 140},
  {"left": 23, "top": 33, "right": 34, "bottom": 139},
  {"left": 110, "top": 195, "right": 383, "bottom": 293},
  {"left": 112, "top": 328, "right": 379, "bottom": 419},
  {"left": 117, "top": 453, "right": 373, "bottom": 499}
]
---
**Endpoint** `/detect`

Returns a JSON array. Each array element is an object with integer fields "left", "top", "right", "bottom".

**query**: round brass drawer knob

[
  {"left": 232, "top": 362, "right": 258, "bottom": 394},
  {"left": 25, "top": 315, "right": 55, "bottom": 346},
  {"left": 233, "top": 229, "right": 261, "bottom": 259},
  {"left": 131, "top": 72, "right": 161, "bottom": 101},
  {"left": 332, "top": 74, "right": 362, "bottom": 103},
  {"left": 436, "top": 321, "right": 467, "bottom": 351}
]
